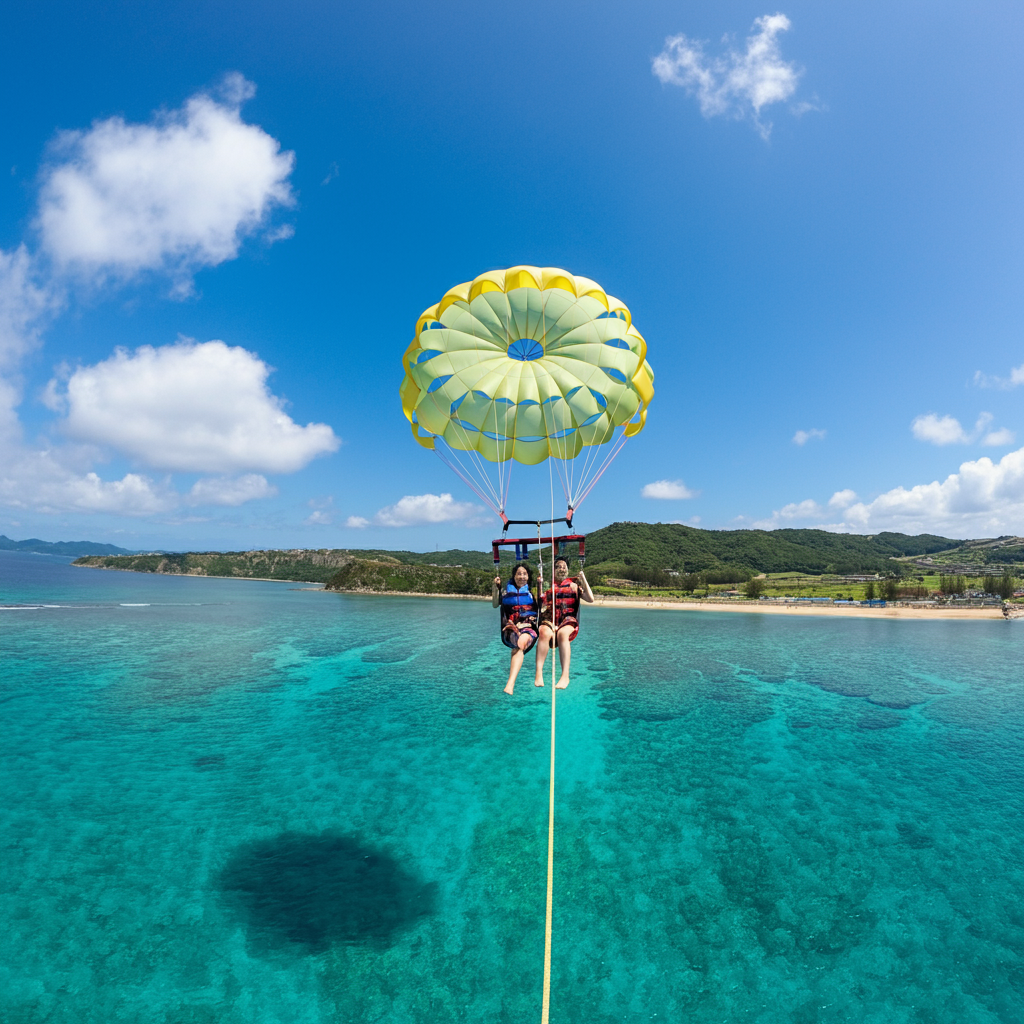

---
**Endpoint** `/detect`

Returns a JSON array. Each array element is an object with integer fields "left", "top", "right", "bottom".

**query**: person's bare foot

[
  {"left": 534, "top": 676, "right": 545, "bottom": 687},
  {"left": 555, "top": 677, "right": 569, "bottom": 689},
  {"left": 503, "top": 682, "right": 515, "bottom": 695}
]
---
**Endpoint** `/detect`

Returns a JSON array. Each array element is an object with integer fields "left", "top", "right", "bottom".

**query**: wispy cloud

[
  {"left": 974, "top": 362, "right": 1024, "bottom": 390},
  {"left": 304, "top": 496, "right": 334, "bottom": 526},
  {"left": 982, "top": 427, "right": 1017, "bottom": 447},
  {"left": 652, "top": 13, "right": 809, "bottom": 139},
  {"left": 345, "top": 515, "right": 369, "bottom": 529},
  {"left": 792, "top": 427, "right": 825, "bottom": 446},
  {"left": 188, "top": 474, "right": 276, "bottom": 506},
  {"left": 911, "top": 411, "right": 1013, "bottom": 447},
  {"left": 641, "top": 478, "right": 697, "bottom": 500}
]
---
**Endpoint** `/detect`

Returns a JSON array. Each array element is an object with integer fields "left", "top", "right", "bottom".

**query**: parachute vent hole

[{"left": 507, "top": 339, "right": 545, "bottom": 361}]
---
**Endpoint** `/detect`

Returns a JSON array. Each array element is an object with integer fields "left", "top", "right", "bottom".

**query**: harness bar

[
  {"left": 491, "top": 533, "right": 586, "bottom": 566},
  {"left": 499, "top": 506, "right": 574, "bottom": 535}
]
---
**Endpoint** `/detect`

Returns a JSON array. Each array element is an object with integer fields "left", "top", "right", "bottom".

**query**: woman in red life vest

[
  {"left": 534, "top": 556, "right": 594, "bottom": 689},
  {"left": 492, "top": 562, "right": 539, "bottom": 695}
]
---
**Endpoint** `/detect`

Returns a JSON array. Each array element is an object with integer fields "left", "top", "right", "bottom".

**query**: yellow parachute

[{"left": 400, "top": 266, "right": 654, "bottom": 516}]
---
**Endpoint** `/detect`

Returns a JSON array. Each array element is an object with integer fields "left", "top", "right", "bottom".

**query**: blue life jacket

[{"left": 501, "top": 582, "right": 536, "bottom": 631}]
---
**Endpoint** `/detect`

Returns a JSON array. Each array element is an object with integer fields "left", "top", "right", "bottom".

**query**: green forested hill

[
  {"left": 324, "top": 560, "right": 493, "bottom": 595},
  {"left": 72, "top": 524, "right": 970, "bottom": 584},
  {"left": 582, "top": 523, "right": 960, "bottom": 576}
]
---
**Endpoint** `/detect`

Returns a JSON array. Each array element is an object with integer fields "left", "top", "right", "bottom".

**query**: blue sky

[{"left": 1, "top": 1, "right": 1021, "bottom": 551}]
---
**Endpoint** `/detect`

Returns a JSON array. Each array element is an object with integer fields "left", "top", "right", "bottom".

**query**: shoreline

[
  {"left": 328, "top": 589, "right": 1010, "bottom": 619},
  {"left": 72, "top": 564, "right": 328, "bottom": 586},
  {"left": 70, "top": 566, "right": 1015, "bottom": 619}
]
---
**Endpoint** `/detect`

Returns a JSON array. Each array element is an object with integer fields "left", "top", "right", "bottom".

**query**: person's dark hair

[
  {"left": 509, "top": 561, "right": 533, "bottom": 588},
  {"left": 553, "top": 556, "right": 569, "bottom": 570}
]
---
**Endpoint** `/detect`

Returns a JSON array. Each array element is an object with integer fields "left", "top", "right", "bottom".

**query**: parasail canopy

[{"left": 400, "top": 265, "right": 654, "bottom": 518}]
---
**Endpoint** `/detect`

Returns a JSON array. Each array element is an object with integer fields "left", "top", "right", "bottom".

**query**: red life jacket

[{"left": 543, "top": 578, "right": 580, "bottom": 624}]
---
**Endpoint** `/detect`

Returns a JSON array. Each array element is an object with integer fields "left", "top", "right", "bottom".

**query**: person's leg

[
  {"left": 504, "top": 641, "right": 526, "bottom": 694},
  {"left": 534, "top": 624, "right": 553, "bottom": 685},
  {"left": 554, "top": 624, "right": 574, "bottom": 688}
]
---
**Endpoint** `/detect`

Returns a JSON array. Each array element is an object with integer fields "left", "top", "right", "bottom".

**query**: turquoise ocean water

[{"left": 1, "top": 550, "right": 1021, "bottom": 1023}]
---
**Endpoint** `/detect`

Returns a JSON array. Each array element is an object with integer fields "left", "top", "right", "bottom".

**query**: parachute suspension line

[
  {"left": 431, "top": 446, "right": 502, "bottom": 519},
  {"left": 440, "top": 414, "right": 504, "bottom": 512},
  {"left": 540, "top": 452, "right": 557, "bottom": 1024},
  {"left": 574, "top": 431, "right": 629, "bottom": 509},
  {"left": 563, "top": 436, "right": 597, "bottom": 510},
  {"left": 551, "top": 457, "right": 571, "bottom": 511},
  {"left": 552, "top": 384, "right": 574, "bottom": 509},
  {"left": 502, "top": 393, "right": 515, "bottom": 513},
  {"left": 432, "top": 425, "right": 502, "bottom": 514},
  {"left": 568, "top": 372, "right": 637, "bottom": 511}
]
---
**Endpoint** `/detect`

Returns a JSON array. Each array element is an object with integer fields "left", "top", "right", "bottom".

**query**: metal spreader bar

[
  {"left": 499, "top": 506, "right": 575, "bottom": 536},
  {"left": 491, "top": 533, "right": 586, "bottom": 566}
]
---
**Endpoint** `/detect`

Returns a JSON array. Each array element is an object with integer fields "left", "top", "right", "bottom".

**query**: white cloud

[
  {"left": 911, "top": 411, "right": 1011, "bottom": 447},
  {"left": 828, "top": 488, "right": 857, "bottom": 510},
  {"left": 753, "top": 498, "right": 823, "bottom": 528},
  {"left": 51, "top": 339, "right": 339, "bottom": 473},
  {"left": 911, "top": 413, "right": 969, "bottom": 445},
  {"left": 0, "top": 442, "right": 177, "bottom": 516},
  {"left": 974, "top": 362, "right": 1024, "bottom": 390},
  {"left": 792, "top": 427, "right": 825, "bottom": 445},
  {"left": 65, "top": 472, "right": 176, "bottom": 514},
  {"left": 983, "top": 427, "right": 1016, "bottom": 446},
  {"left": 641, "top": 478, "right": 697, "bottom": 499},
  {"left": 345, "top": 515, "right": 369, "bottom": 529},
  {"left": 373, "top": 492, "right": 485, "bottom": 527},
  {"left": 747, "top": 447, "right": 1024, "bottom": 537},
  {"left": 0, "top": 436, "right": 280, "bottom": 516},
  {"left": 652, "top": 13, "right": 804, "bottom": 138},
  {"left": 837, "top": 447, "right": 1024, "bottom": 536},
  {"left": 37, "top": 73, "right": 294, "bottom": 293},
  {"left": 188, "top": 474, "right": 276, "bottom": 506},
  {"left": 0, "top": 79, "right": 312, "bottom": 523},
  {"left": 0, "top": 245, "right": 56, "bottom": 371}
]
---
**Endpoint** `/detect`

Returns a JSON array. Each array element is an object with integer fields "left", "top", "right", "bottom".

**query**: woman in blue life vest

[
  {"left": 534, "top": 556, "right": 595, "bottom": 690},
  {"left": 491, "top": 562, "right": 539, "bottom": 695}
]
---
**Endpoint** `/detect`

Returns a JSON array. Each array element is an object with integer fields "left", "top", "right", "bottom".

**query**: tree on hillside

[
  {"left": 864, "top": 581, "right": 876, "bottom": 600},
  {"left": 744, "top": 577, "right": 765, "bottom": 599},
  {"left": 881, "top": 577, "right": 899, "bottom": 601},
  {"left": 939, "top": 574, "right": 967, "bottom": 596}
]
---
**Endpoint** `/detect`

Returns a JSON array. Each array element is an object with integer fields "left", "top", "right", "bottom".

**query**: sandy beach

[
  {"left": 328, "top": 588, "right": 1014, "bottom": 620},
  {"left": 69, "top": 565, "right": 1017, "bottom": 619}
]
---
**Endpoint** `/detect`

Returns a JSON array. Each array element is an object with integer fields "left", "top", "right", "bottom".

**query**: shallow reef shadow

[{"left": 217, "top": 832, "right": 436, "bottom": 954}]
